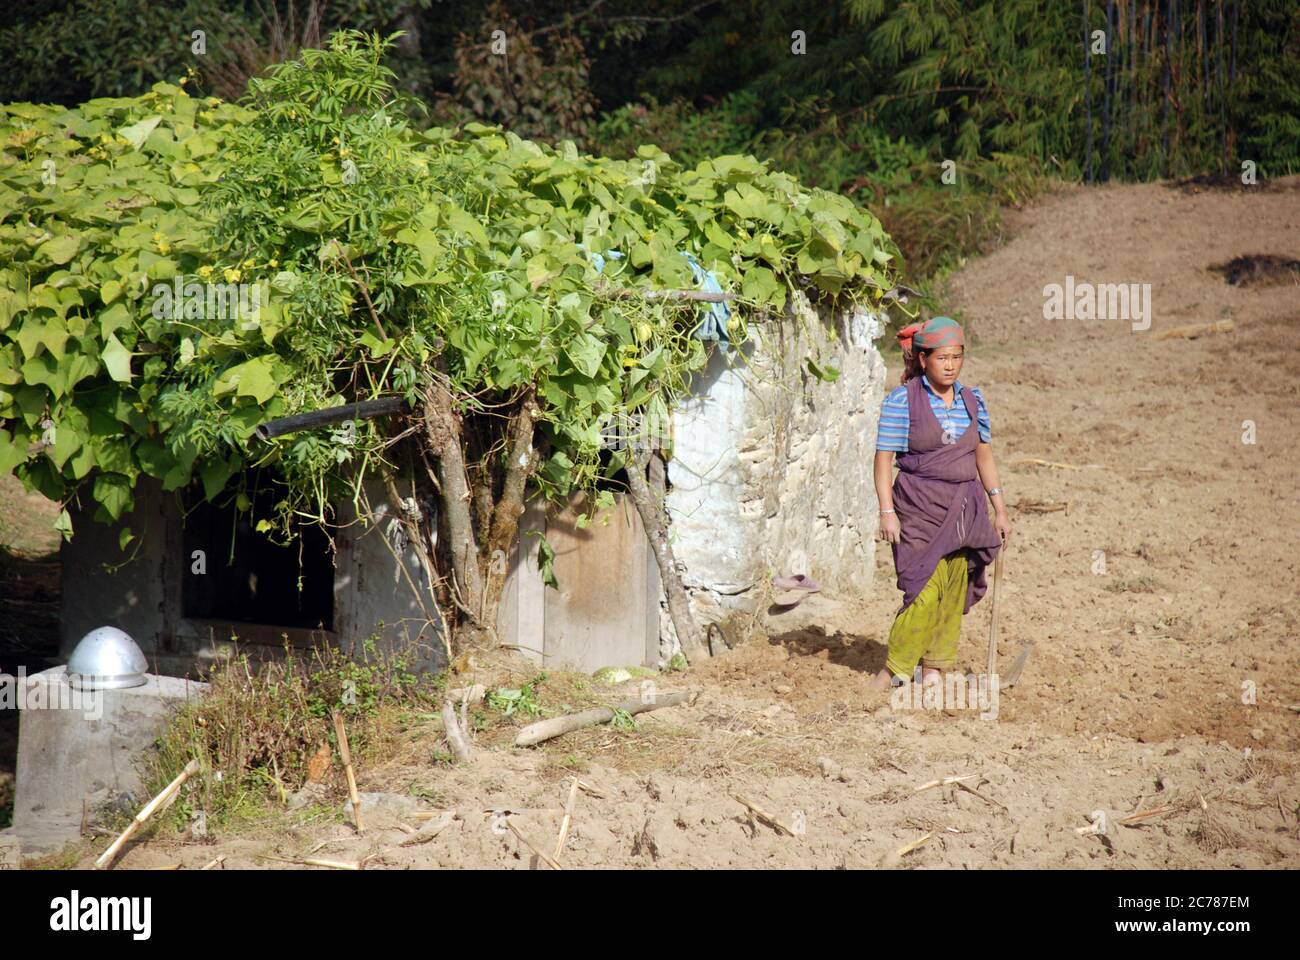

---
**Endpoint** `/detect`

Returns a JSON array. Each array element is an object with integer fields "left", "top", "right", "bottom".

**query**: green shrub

[{"left": 140, "top": 638, "right": 439, "bottom": 830}]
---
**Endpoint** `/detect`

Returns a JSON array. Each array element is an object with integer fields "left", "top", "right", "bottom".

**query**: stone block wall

[{"left": 661, "top": 294, "right": 889, "bottom": 653}]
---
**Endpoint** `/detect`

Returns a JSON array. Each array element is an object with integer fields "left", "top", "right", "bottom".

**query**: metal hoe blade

[{"left": 1000, "top": 642, "right": 1035, "bottom": 689}]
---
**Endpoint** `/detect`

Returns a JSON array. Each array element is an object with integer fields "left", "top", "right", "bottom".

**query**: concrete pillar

[{"left": 1, "top": 666, "right": 206, "bottom": 857}]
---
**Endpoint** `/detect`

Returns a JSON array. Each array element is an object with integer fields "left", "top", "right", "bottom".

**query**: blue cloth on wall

[{"left": 582, "top": 245, "right": 732, "bottom": 352}]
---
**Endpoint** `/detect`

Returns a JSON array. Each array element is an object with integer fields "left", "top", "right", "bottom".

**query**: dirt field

[{"left": 17, "top": 176, "right": 1300, "bottom": 869}]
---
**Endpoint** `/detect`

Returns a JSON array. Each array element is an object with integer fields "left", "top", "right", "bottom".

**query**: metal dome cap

[{"left": 67, "top": 626, "right": 148, "bottom": 690}]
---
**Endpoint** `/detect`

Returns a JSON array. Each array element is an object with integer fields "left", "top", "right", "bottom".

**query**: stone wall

[{"left": 661, "top": 293, "right": 889, "bottom": 654}]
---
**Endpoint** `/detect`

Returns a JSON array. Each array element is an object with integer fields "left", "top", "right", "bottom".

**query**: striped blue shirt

[{"left": 875, "top": 376, "right": 991, "bottom": 453}]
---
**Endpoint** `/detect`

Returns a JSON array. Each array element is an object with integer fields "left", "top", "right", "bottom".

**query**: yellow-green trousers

[{"left": 885, "top": 550, "right": 969, "bottom": 678}]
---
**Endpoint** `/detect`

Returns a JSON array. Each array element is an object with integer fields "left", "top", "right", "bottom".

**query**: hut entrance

[{"left": 180, "top": 472, "right": 335, "bottom": 633}]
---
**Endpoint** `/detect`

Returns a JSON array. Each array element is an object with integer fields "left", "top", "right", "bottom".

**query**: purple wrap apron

[{"left": 890, "top": 376, "right": 1002, "bottom": 613}]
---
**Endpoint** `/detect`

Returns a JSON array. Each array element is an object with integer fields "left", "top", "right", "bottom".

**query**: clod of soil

[{"left": 1209, "top": 254, "right": 1300, "bottom": 288}]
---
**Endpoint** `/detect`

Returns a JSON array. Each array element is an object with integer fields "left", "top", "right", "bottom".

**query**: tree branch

[{"left": 625, "top": 447, "right": 709, "bottom": 664}]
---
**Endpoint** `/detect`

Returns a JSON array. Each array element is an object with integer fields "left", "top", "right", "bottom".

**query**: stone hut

[{"left": 59, "top": 294, "right": 889, "bottom": 676}]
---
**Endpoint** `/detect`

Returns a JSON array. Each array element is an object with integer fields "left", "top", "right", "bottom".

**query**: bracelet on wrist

[
  {"left": 986, "top": 487, "right": 1002, "bottom": 498},
  {"left": 879, "top": 508, "right": 896, "bottom": 515}
]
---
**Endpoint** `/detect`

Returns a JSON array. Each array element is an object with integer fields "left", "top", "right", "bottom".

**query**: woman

[{"left": 868, "top": 316, "right": 1012, "bottom": 693}]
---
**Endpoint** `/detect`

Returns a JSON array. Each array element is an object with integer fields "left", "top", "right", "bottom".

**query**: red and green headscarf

[{"left": 896, "top": 316, "right": 964, "bottom": 359}]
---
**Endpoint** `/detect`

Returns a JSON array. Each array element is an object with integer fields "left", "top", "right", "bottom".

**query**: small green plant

[
  {"left": 407, "top": 783, "right": 445, "bottom": 805},
  {"left": 486, "top": 673, "right": 547, "bottom": 718},
  {"left": 609, "top": 707, "right": 637, "bottom": 731},
  {"left": 666, "top": 653, "right": 688, "bottom": 673}
]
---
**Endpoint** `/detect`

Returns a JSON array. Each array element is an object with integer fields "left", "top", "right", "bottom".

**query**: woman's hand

[
  {"left": 880, "top": 512, "right": 901, "bottom": 543},
  {"left": 992, "top": 510, "right": 1013, "bottom": 545}
]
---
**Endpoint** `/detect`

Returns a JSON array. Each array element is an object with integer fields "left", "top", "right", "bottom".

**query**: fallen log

[
  {"left": 1152, "top": 319, "right": 1235, "bottom": 341},
  {"left": 514, "top": 691, "right": 692, "bottom": 747}
]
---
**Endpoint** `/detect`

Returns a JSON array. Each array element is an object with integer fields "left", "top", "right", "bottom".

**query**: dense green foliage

[
  {"left": 593, "top": 0, "right": 1300, "bottom": 277},
  {"left": 0, "top": 32, "right": 897, "bottom": 539},
  {"left": 4, "top": 1, "right": 1294, "bottom": 288}
]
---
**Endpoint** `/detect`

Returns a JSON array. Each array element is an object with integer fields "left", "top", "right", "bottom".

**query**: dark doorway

[{"left": 181, "top": 472, "right": 334, "bottom": 631}]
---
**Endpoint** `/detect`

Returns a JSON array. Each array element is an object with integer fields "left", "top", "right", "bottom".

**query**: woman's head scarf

[{"left": 896, "top": 316, "right": 964, "bottom": 360}]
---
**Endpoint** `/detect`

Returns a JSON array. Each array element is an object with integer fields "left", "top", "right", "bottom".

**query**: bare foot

[{"left": 868, "top": 668, "right": 894, "bottom": 692}]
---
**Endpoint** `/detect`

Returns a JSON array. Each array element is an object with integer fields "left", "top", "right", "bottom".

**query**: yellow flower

[
  {"left": 332, "top": 136, "right": 340, "bottom": 144},
  {"left": 198, "top": 265, "right": 213, "bottom": 279},
  {"left": 157, "top": 241, "right": 171, "bottom": 254},
  {"left": 223, "top": 267, "right": 241, "bottom": 283},
  {"left": 243, "top": 258, "right": 255, "bottom": 268},
  {"left": 268, "top": 259, "right": 279, "bottom": 268}
]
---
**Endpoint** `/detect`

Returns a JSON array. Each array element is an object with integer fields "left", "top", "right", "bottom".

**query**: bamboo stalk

[
  {"left": 734, "top": 795, "right": 796, "bottom": 837},
  {"left": 259, "top": 855, "right": 368, "bottom": 870},
  {"left": 1102, "top": 0, "right": 1116, "bottom": 181},
  {"left": 506, "top": 819, "right": 562, "bottom": 870},
  {"left": 95, "top": 759, "right": 200, "bottom": 870},
  {"left": 1216, "top": 0, "right": 1226, "bottom": 172},
  {"left": 1085, "top": 0, "right": 1095, "bottom": 183},
  {"left": 1228, "top": 0, "right": 1238, "bottom": 85},
  {"left": 895, "top": 833, "right": 933, "bottom": 857},
  {"left": 553, "top": 778, "right": 581, "bottom": 860},
  {"left": 1163, "top": 0, "right": 1174, "bottom": 169},
  {"left": 915, "top": 775, "right": 978, "bottom": 793},
  {"left": 955, "top": 780, "right": 1009, "bottom": 811},
  {"left": 333, "top": 711, "right": 364, "bottom": 833},
  {"left": 1118, "top": 804, "right": 1175, "bottom": 824}
]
